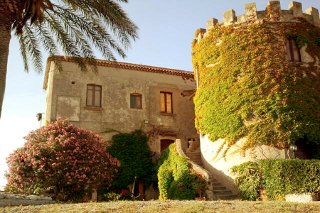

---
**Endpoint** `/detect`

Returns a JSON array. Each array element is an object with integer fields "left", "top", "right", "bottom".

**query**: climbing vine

[{"left": 192, "top": 19, "right": 320, "bottom": 150}]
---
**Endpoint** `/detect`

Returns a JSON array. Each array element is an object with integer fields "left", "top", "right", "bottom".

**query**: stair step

[
  {"left": 216, "top": 194, "right": 239, "bottom": 200},
  {"left": 212, "top": 182, "right": 224, "bottom": 186},
  {"left": 213, "top": 190, "right": 233, "bottom": 195},
  {"left": 212, "top": 186, "right": 227, "bottom": 190}
]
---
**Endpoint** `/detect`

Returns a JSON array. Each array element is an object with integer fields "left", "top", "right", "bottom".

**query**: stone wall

[
  {"left": 0, "top": 192, "right": 54, "bottom": 207},
  {"left": 194, "top": 1, "right": 320, "bottom": 43},
  {"left": 43, "top": 58, "right": 198, "bottom": 155},
  {"left": 200, "top": 135, "right": 292, "bottom": 193},
  {"left": 193, "top": 1, "right": 320, "bottom": 190}
]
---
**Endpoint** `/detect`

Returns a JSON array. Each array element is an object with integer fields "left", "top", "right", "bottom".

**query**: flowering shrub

[{"left": 6, "top": 119, "right": 120, "bottom": 202}]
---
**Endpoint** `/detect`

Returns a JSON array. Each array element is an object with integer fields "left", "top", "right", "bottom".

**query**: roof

[{"left": 43, "top": 56, "right": 194, "bottom": 89}]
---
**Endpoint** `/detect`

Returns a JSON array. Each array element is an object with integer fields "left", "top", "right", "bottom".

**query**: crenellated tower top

[{"left": 194, "top": 1, "right": 320, "bottom": 43}]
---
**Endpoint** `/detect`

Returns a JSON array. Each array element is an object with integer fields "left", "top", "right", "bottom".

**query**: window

[
  {"left": 160, "top": 92, "right": 173, "bottom": 113},
  {"left": 86, "top": 84, "right": 102, "bottom": 107},
  {"left": 286, "top": 37, "right": 301, "bottom": 62},
  {"left": 130, "top": 93, "right": 142, "bottom": 109}
]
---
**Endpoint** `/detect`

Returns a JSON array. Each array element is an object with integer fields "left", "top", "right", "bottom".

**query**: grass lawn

[{"left": 1, "top": 200, "right": 320, "bottom": 213}]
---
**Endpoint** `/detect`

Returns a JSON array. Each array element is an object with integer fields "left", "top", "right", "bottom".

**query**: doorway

[{"left": 160, "top": 139, "right": 175, "bottom": 152}]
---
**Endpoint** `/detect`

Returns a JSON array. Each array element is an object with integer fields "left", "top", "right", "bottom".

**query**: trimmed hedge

[
  {"left": 232, "top": 159, "right": 320, "bottom": 200},
  {"left": 158, "top": 144, "right": 198, "bottom": 200},
  {"left": 230, "top": 162, "right": 262, "bottom": 200}
]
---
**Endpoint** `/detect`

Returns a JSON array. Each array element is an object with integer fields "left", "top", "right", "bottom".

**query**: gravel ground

[{"left": 1, "top": 200, "right": 320, "bottom": 213}]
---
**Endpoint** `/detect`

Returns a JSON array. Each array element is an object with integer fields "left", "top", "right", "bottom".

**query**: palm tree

[{"left": 0, "top": 0, "right": 138, "bottom": 118}]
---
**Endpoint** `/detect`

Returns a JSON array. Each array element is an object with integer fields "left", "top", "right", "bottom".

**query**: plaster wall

[
  {"left": 45, "top": 60, "right": 198, "bottom": 154},
  {"left": 200, "top": 134, "right": 291, "bottom": 193}
]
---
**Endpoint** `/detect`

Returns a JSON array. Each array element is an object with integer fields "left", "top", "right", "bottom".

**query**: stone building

[
  {"left": 43, "top": 56, "right": 198, "bottom": 156},
  {"left": 192, "top": 1, "right": 320, "bottom": 194}
]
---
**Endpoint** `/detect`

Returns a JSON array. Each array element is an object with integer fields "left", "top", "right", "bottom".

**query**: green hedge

[
  {"left": 106, "top": 130, "right": 155, "bottom": 189},
  {"left": 158, "top": 144, "right": 199, "bottom": 200},
  {"left": 232, "top": 159, "right": 320, "bottom": 200}
]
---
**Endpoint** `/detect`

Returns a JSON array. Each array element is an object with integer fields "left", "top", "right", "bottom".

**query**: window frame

[
  {"left": 130, "top": 93, "right": 142, "bottom": 109},
  {"left": 86, "top": 84, "right": 102, "bottom": 108},
  {"left": 286, "top": 37, "right": 302, "bottom": 62},
  {"left": 160, "top": 91, "right": 173, "bottom": 114}
]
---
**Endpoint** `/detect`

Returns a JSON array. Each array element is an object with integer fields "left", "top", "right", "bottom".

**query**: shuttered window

[
  {"left": 86, "top": 84, "right": 102, "bottom": 107},
  {"left": 160, "top": 92, "right": 173, "bottom": 113}
]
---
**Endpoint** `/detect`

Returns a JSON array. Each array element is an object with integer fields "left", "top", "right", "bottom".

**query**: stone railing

[
  {"left": 175, "top": 139, "right": 214, "bottom": 200},
  {"left": 194, "top": 1, "right": 320, "bottom": 43},
  {"left": 0, "top": 192, "right": 55, "bottom": 207}
]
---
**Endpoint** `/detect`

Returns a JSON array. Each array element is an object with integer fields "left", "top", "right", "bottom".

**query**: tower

[{"left": 192, "top": 1, "right": 320, "bottom": 190}]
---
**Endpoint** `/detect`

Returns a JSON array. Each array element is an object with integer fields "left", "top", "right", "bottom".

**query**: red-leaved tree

[{"left": 6, "top": 119, "right": 120, "bottom": 201}]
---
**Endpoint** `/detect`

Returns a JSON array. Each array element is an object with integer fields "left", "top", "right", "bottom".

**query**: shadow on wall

[{"left": 200, "top": 153, "right": 240, "bottom": 194}]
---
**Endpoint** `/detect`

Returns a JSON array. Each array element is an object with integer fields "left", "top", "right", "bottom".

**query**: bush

[
  {"left": 231, "top": 162, "right": 262, "bottom": 200},
  {"left": 6, "top": 119, "right": 120, "bottom": 202},
  {"left": 232, "top": 159, "right": 320, "bottom": 200},
  {"left": 106, "top": 130, "right": 155, "bottom": 190},
  {"left": 158, "top": 144, "right": 198, "bottom": 200}
]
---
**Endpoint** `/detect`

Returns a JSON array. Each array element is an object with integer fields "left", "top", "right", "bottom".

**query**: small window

[
  {"left": 160, "top": 92, "right": 173, "bottom": 114},
  {"left": 286, "top": 37, "right": 301, "bottom": 62},
  {"left": 130, "top": 93, "right": 142, "bottom": 109},
  {"left": 86, "top": 84, "right": 102, "bottom": 107}
]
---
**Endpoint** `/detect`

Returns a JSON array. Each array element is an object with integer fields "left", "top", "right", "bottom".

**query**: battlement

[{"left": 195, "top": 1, "right": 320, "bottom": 42}]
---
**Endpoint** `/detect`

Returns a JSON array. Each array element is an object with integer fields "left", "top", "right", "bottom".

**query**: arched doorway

[
  {"left": 160, "top": 139, "right": 175, "bottom": 152},
  {"left": 294, "top": 138, "right": 320, "bottom": 159}
]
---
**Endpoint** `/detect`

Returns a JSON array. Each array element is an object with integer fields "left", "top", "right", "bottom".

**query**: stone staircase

[
  {"left": 185, "top": 148, "right": 238, "bottom": 200},
  {"left": 211, "top": 177, "right": 239, "bottom": 200},
  {"left": 186, "top": 151, "right": 202, "bottom": 165}
]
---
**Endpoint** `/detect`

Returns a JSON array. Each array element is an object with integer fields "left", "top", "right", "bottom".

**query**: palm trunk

[{"left": 0, "top": 22, "right": 11, "bottom": 118}]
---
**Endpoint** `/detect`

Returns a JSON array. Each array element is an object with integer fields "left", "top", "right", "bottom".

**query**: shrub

[
  {"left": 231, "top": 162, "right": 262, "bottom": 200},
  {"left": 260, "top": 159, "right": 320, "bottom": 199},
  {"left": 6, "top": 119, "right": 120, "bottom": 202},
  {"left": 232, "top": 159, "right": 320, "bottom": 200},
  {"left": 106, "top": 130, "right": 155, "bottom": 190},
  {"left": 158, "top": 144, "right": 198, "bottom": 200}
]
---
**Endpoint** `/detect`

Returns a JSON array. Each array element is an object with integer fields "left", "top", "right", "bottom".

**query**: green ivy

[
  {"left": 106, "top": 130, "right": 155, "bottom": 190},
  {"left": 232, "top": 159, "right": 320, "bottom": 200},
  {"left": 192, "top": 19, "right": 320, "bottom": 150},
  {"left": 158, "top": 144, "right": 201, "bottom": 200},
  {"left": 230, "top": 162, "right": 262, "bottom": 200}
]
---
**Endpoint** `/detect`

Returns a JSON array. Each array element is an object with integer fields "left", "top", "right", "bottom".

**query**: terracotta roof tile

[{"left": 44, "top": 56, "right": 194, "bottom": 89}]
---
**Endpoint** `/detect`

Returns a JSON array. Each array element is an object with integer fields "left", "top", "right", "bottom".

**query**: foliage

[
  {"left": 0, "top": 0, "right": 138, "bottom": 118},
  {"left": 192, "top": 19, "right": 320, "bottom": 150},
  {"left": 230, "top": 162, "right": 262, "bottom": 200},
  {"left": 3, "top": 0, "right": 138, "bottom": 72},
  {"left": 106, "top": 130, "right": 155, "bottom": 190},
  {"left": 5, "top": 119, "right": 120, "bottom": 202},
  {"left": 158, "top": 144, "right": 200, "bottom": 200},
  {"left": 232, "top": 159, "right": 320, "bottom": 200}
]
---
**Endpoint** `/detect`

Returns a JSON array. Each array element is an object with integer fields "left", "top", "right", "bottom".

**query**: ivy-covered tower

[{"left": 192, "top": 1, "right": 320, "bottom": 190}]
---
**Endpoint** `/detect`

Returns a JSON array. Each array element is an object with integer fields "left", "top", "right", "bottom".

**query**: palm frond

[{"left": 13, "top": 0, "right": 138, "bottom": 72}]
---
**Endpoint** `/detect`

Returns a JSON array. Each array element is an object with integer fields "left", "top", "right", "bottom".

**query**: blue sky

[{"left": 0, "top": 0, "right": 319, "bottom": 189}]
